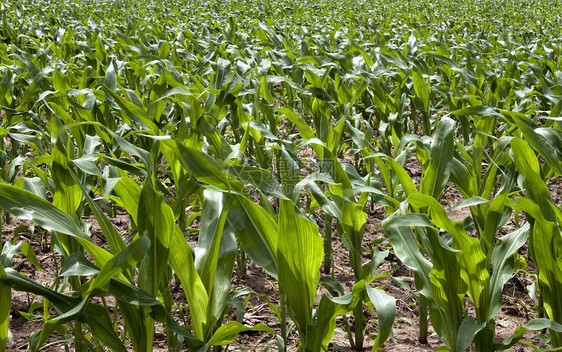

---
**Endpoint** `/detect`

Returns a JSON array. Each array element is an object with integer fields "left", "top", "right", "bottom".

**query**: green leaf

[
  {"left": 105, "top": 60, "right": 117, "bottom": 92},
  {"left": 89, "top": 236, "right": 150, "bottom": 294},
  {"left": 229, "top": 195, "right": 278, "bottom": 278},
  {"left": 366, "top": 285, "right": 396, "bottom": 350},
  {"left": 163, "top": 140, "right": 244, "bottom": 192},
  {"left": 59, "top": 252, "right": 100, "bottom": 277},
  {"left": 194, "top": 190, "right": 237, "bottom": 338},
  {"left": 209, "top": 322, "right": 274, "bottom": 345},
  {"left": 341, "top": 201, "right": 367, "bottom": 279},
  {"left": 114, "top": 177, "right": 142, "bottom": 223},
  {"left": 72, "top": 172, "right": 126, "bottom": 255},
  {"left": 83, "top": 304, "right": 128, "bottom": 352},
  {"left": 412, "top": 68, "right": 430, "bottom": 113},
  {"left": 0, "top": 183, "right": 112, "bottom": 267},
  {"left": 137, "top": 181, "right": 173, "bottom": 297},
  {"left": 382, "top": 211, "right": 433, "bottom": 299},
  {"left": 19, "top": 243, "right": 42, "bottom": 273},
  {"left": 419, "top": 116, "right": 455, "bottom": 199},
  {"left": 279, "top": 147, "right": 301, "bottom": 202},
  {"left": 308, "top": 281, "right": 365, "bottom": 350},
  {"left": 511, "top": 138, "right": 556, "bottom": 222},
  {"left": 227, "top": 165, "right": 288, "bottom": 200},
  {"left": 456, "top": 317, "right": 485, "bottom": 352},
  {"left": 0, "top": 262, "right": 9, "bottom": 352},
  {"left": 386, "top": 156, "right": 419, "bottom": 198},
  {"left": 107, "top": 276, "right": 198, "bottom": 343},
  {"left": 168, "top": 226, "right": 209, "bottom": 340},
  {"left": 488, "top": 224, "right": 529, "bottom": 320},
  {"left": 321, "top": 146, "right": 353, "bottom": 200},
  {"left": 277, "top": 199, "right": 323, "bottom": 336},
  {"left": 450, "top": 197, "right": 489, "bottom": 212},
  {"left": 507, "top": 111, "right": 562, "bottom": 176},
  {"left": 52, "top": 161, "right": 82, "bottom": 217},
  {"left": 526, "top": 319, "right": 562, "bottom": 332},
  {"left": 511, "top": 198, "right": 562, "bottom": 347},
  {"left": 408, "top": 194, "right": 489, "bottom": 309},
  {"left": 450, "top": 105, "right": 502, "bottom": 118},
  {"left": 102, "top": 85, "right": 159, "bottom": 132}
]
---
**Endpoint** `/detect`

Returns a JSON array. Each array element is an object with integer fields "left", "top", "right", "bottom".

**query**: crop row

[{"left": 1, "top": 0, "right": 562, "bottom": 351}]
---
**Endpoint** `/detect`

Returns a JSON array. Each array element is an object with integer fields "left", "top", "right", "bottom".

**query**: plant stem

[
  {"left": 342, "top": 315, "right": 357, "bottom": 350},
  {"left": 551, "top": 329, "right": 562, "bottom": 348},
  {"left": 538, "top": 295, "right": 544, "bottom": 318},
  {"left": 237, "top": 246, "right": 247, "bottom": 278},
  {"left": 280, "top": 287, "right": 288, "bottom": 352},
  {"left": 419, "top": 295, "right": 428, "bottom": 344},
  {"left": 323, "top": 214, "right": 333, "bottom": 276},
  {"left": 4, "top": 211, "right": 10, "bottom": 226},
  {"left": 354, "top": 303, "right": 364, "bottom": 351},
  {"left": 422, "top": 111, "right": 431, "bottom": 135},
  {"left": 178, "top": 199, "right": 187, "bottom": 231},
  {"left": 73, "top": 322, "right": 85, "bottom": 352}
]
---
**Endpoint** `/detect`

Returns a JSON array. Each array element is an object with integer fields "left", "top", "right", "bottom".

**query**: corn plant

[{"left": 510, "top": 136, "right": 562, "bottom": 347}]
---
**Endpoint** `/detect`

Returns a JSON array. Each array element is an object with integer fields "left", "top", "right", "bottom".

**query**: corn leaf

[
  {"left": 0, "top": 184, "right": 112, "bottom": 267},
  {"left": 229, "top": 195, "right": 278, "bottom": 278},
  {"left": 0, "top": 262, "right": 9, "bottom": 352},
  {"left": 277, "top": 199, "right": 323, "bottom": 342},
  {"left": 419, "top": 116, "right": 455, "bottom": 199}
]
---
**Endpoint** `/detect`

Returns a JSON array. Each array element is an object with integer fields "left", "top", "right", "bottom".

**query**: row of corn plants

[{"left": 1, "top": 0, "right": 562, "bottom": 350}]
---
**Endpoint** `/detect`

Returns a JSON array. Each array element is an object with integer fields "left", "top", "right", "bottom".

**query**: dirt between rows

[{"left": 3, "top": 160, "right": 561, "bottom": 351}]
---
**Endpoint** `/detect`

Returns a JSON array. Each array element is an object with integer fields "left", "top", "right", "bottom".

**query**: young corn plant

[
  {"left": 510, "top": 137, "right": 562, "bottom": 347},
  {"left": 383, "top": 186, "right": 562, "bottom": 352},
  {"left": 281, "top": 137, "right": 396, "bottom": 351},
  {"left": 0, "top": 182, "right": 160, "bottom": 352},
  {"left": 115, "top": 140, "right": 274, "bottom": 351}
]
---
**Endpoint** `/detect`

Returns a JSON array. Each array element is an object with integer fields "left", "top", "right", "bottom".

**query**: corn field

[{"left": 1, "top": 0, "right": 562, "bottom": 350}]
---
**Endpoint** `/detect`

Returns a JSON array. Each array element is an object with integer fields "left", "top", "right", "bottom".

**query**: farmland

[{"left": 1, "top": 0, "right": 562, "bottom": 350}]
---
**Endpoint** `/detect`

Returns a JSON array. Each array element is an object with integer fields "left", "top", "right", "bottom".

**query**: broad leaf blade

[{"left": 277, "top": 199, "right": 323, "bottom": 332}]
